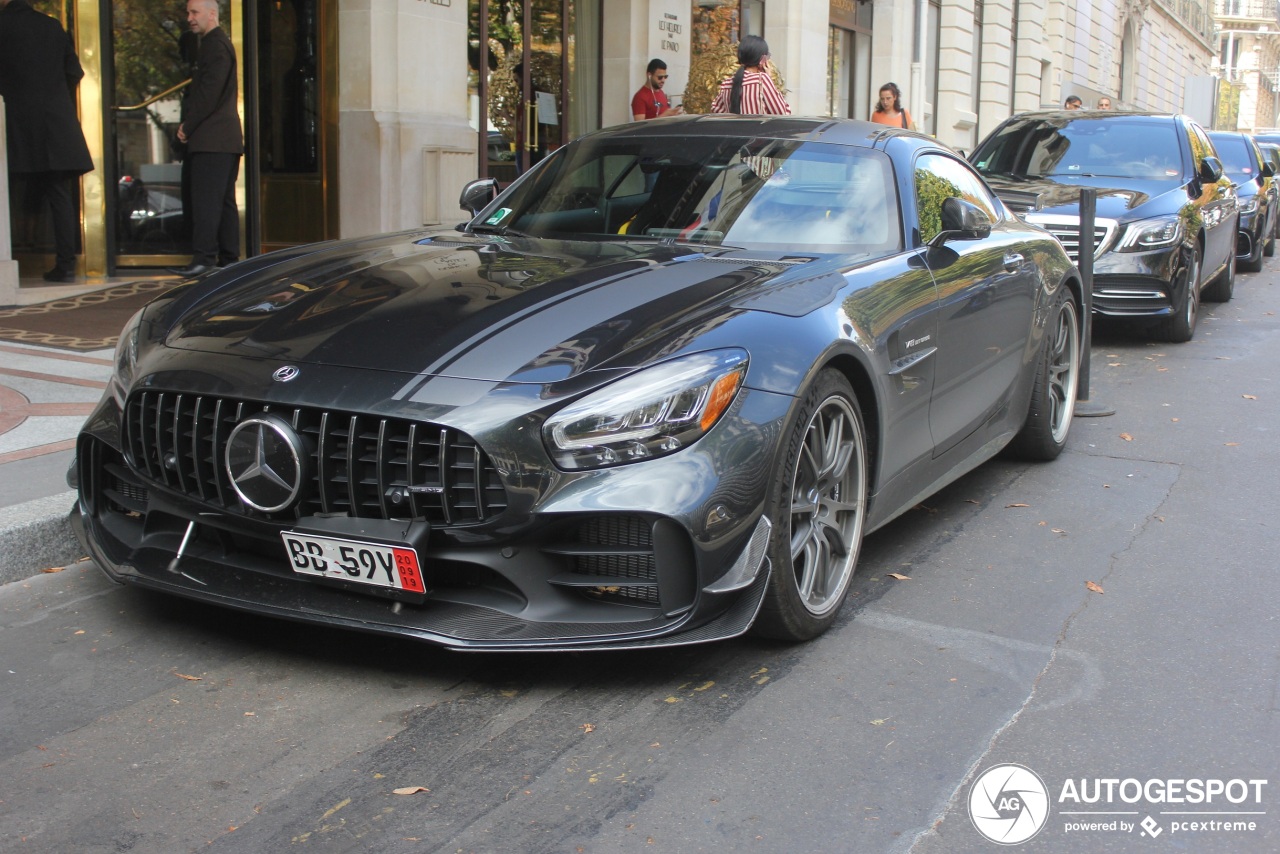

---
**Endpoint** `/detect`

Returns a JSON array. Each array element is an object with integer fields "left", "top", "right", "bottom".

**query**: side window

[{"left": 914, "top": 153, "right": 999, "bottom": 244}]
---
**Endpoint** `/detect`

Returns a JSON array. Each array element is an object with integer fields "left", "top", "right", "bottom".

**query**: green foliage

[{"left": 914, "top": 169, "right": 961, "bottom": 244}]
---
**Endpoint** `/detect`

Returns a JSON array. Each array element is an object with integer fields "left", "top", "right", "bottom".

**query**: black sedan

[
  {"left": 972, "top": 111, "right": 1238, "bottom": 342},
  {"left": 1208, "top": 130, "right": 1277, "bottom": 271},
  {"left": 71, "top": 116, "right": 1081, "bottom": 651}
]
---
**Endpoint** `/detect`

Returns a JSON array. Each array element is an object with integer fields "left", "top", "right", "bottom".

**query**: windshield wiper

[{"left": 468, "top": 223, "right": 529, "bottom": 238}]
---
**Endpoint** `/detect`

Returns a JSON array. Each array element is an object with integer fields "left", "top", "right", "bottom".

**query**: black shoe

[
  {"left": 43, "top": 267, "right": 76, "bottom": 283},
  {"left": 167, "top": 263, "right": 214, "bottom": 277}
]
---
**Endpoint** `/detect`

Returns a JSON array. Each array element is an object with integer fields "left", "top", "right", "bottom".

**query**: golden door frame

[{"left": 72, "top": 0, "right": 338, "bottom": 275}]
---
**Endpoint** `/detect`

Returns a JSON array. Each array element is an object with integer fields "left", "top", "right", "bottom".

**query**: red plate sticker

[{"left": 393, "top": 548, "right": 425, "bottom": 593}]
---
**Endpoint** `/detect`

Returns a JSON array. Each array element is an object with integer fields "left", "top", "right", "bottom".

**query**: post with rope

[{"left": 1074, "top": 187, "right": 1115, "bottom": 417}]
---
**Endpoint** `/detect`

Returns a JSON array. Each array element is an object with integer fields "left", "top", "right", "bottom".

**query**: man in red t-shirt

[{"left": 632, "top": 58, "right": 682, "bottom": 121}]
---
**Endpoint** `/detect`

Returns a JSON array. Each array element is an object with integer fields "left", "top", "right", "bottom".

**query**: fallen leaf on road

[
  {"left": 1119, "top": 433, "right": 1133, "bottom": 441},
  {"left": 580, "top": 723, "right": 596, "bottom": 733},
  {"left": 40, "top": 567, "right": 65, "bottom": 574},
  {"left": 1006, "top": 503, "right": 1030, "bottom": 508},
  {"left": 173, "top": 672, "right": 202, "bottom": 681},
  {"left": 964, "top": 498, "right": 980, "bottom": 504},
  {"left": 1225, "top": 442, "right": 1240, "bottom": 447},
  {"left": 393, "top": 786, "right": 430, "bottom": 795},
  {"left": 1171, "top": 417, "right": 1179, "bottom": 422},
  {"left": 1052, "top": 528, "right": 1067, "bottom": 534},
  {"left": 887, "top": 573, "right": 911, "bottom": 580},
  {"left": 1085, "top": 581, "right": 1104, "bottom": 594},
  {"left": 1243, "top": 394, "right": 1257, "bottom": 400}
]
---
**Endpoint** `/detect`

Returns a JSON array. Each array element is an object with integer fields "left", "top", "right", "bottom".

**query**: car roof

[
  {"left": 1000, "top": 110, "right": 1187, "bottom": 123},
  {"left": 583, "top": 114, "right": 940, "bottom": 152}
]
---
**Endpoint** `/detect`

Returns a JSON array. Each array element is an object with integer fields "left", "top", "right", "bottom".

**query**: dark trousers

[
  {"left": 12, "top": 171, "right": 80, "bottom": 271},
  {"left": 187, "top": 152, "right": 240, "bottom": 266}
]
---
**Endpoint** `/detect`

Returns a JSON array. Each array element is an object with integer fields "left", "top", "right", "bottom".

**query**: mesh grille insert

[{"left": 124, "top": 391, "right": 508, "bottom": 526}]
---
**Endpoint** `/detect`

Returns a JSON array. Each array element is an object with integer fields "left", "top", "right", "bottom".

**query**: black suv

[
  {"left": 972, "top": 112, "right": 1237, "bottom": 342},
  {"left": 1208, "top": 131, "right": 1276, "bottom": 272}
]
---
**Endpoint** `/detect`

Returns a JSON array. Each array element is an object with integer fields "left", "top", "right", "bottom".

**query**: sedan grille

[
  {"left": 124, "top": 391, "right": 508, "bottom": 525},
  {"left": 1025, "top": 214, "right": 1118, "bottom": 264}
]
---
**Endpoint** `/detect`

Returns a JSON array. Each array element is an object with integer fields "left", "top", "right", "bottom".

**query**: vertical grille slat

[{"left": 125, "top": 392, "right": 506, "bottom": 526}]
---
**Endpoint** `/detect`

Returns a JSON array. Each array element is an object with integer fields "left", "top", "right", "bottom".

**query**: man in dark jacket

[
  {"left": 169, "top": 0, "right": 243, "bottom": 278},
  {"left": 0, "top": 0, "right": 94, "bottom": 282}
]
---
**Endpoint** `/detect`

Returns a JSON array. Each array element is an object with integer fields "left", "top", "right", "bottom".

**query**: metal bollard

[{"left": 1075, "top": 187, "right": 1115, "bottom": 416}]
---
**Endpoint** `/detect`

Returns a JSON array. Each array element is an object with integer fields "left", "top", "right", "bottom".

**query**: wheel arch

[{"left": 821, "top": 352, "right": 882, "bottom": 492}]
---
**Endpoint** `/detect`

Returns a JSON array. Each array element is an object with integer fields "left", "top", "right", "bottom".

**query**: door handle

[{"left": 1003, "top": 252, "right": 1024, "bottom": 271}]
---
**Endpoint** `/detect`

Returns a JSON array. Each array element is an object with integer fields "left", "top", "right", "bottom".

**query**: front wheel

[
  {"left": 1152, "top": 247, "right": 1200, "bottom": 343},
  {"left": 752, "top": 370, "right": 867, "bottom": 642},
  {"left": 1008, "top": 287, "right": 1080, "bottom": 461}
]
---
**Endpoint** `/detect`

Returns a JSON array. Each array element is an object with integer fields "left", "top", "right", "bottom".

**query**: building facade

[{"left": 3, "top": 0, "right": 1217, "bottom": 281}]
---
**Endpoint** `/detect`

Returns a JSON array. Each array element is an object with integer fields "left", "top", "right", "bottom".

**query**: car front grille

[
  {"left": 1026, "top": 214, "right": 1118, "bottom": 264},
  {"left": 124, "top": 391, "right": 508, "bottom": 526}
]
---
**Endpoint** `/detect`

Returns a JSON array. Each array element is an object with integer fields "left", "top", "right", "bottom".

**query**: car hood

[
  {"left": 156, "top": 230, "right": 831, "bottom": 383},
  {"left": 981, "top": 173, "right": 1188, "bottom": 221}
]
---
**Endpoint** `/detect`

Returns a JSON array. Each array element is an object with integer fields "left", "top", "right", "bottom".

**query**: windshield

[
  {"left": 973, "top": 117, "right": 1184, "bottom": 181},
  {"left": 1208, "top": 135, "right": 1257, "bottom": 179},
  {"left": 474, "top": 135, "right": 902, "bottom": 255}
]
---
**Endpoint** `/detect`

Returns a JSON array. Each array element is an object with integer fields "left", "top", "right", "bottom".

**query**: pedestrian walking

[
  {"left": 871, "top": 82, "right": 915, "bottom": 129},
  {"left": 710, "top": 36, "right": 790, "bottom": 116},
  {"left": 1064, "top": 95, "right": 1082, "bottom": 110},
  {"left": 0, "top": 0, "right": 94, "bottom": 282},
  {"left": 1097, "top": 96, "right": 1113, "bottom": 110},
  {"left": 169, "top": 0, "right": 243, "bottom": 278}
]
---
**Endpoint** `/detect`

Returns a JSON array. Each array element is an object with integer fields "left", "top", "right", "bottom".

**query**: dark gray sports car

[{"left": 71, "top": 116, "right": 1082, "bottom": 651}]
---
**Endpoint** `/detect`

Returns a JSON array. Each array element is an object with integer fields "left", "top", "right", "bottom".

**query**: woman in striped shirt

[{"left": 710, "top": 36, "right": 791, "bottom": 116}]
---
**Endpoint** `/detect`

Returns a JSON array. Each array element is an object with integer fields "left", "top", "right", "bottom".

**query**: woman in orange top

[{"left": 871, "top": 82, "right": 915, "bottom": 130}]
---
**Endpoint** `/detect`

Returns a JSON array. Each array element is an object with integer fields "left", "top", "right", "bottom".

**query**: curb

[{"left": 0, "top": 491, "right": 87, "bottom": 586}]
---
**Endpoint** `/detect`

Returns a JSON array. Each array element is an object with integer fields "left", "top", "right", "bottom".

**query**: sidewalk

[{"left": 0, "top": 273, "right": 169, "bottom": 584}]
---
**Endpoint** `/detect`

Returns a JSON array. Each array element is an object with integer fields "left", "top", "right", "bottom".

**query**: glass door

[
  {"left": 107, "top": 0, "right": 194, "bottom": 267},
  {"left": 469, "top": 0, "right": 571, "bottom": 185}
]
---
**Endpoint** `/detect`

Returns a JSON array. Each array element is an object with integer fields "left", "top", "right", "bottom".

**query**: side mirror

[
  {"left": 1199, "top": 156, "right": 1224, "bottom": 185},
  {"left": 1262, "top": 162, "right": 1276, "bottom": 179},
  {"left": 930, "top": 197, "right": 993, "bottom": 246},
  {"left": 459, "top": 178, "right": 499, "bottom": 216}
]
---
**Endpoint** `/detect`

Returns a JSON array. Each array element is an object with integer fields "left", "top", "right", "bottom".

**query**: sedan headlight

[
  {"left": 1117, "top": 215, "right": 1183, "bottom": 251},
  {"left": 544, "top": 350, "right": 748, "bottom": 470},
  {"left": 1239, "top": 196, "right": 1259, "bottom": 214},
  {"left": 110, "top": 308, "right": 143, "bottom": 407}
]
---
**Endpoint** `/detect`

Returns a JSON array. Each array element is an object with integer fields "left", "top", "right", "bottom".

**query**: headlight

[
  {"left": 1117, "top": 216, "right": 1183, "bottom": 251},
  {"left": 110, "top": 308, "right": 143, "bottom": 407},
  {"left": 544, "top": 350, "right": 748, "bottom": 470},
  {"left": 1239, "top": 196, "right": 1259, "bottom": 214}
]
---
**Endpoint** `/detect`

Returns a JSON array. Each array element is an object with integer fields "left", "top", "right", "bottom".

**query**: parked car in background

[
  {"left": 1208, "top": 130, "right": 1276, "bottom": 270},
  {"left": 1256, "top": 139, "right": 1280, "bottom": 246},
  {"left": 71, "top": 116, "right": 1082, "bottom": 651},
  {"left": 971, "top": 111, "right": 1238, "bottom": 342}
]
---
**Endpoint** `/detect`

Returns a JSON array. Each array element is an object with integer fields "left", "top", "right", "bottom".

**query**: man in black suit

[
  {"left": 0, "top": 0, "right": 94, "bottom": 282},
  {"left": 169, "top": 0, "right": 243, "bottom": 278}
]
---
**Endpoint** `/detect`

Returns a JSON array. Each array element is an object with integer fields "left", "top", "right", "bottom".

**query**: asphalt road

[{"left": 2, "top": 269, "right": 1277, "bottom": 854}]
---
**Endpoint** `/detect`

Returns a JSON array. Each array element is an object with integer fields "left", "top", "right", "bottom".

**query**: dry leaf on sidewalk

[{"left": 1085, "top": 581, "right": 1104, "bottom": 594}]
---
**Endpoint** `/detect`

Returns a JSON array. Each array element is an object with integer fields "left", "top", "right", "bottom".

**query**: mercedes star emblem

[{"left": 224, "top": 415, "right": 307, "bottom": 512}]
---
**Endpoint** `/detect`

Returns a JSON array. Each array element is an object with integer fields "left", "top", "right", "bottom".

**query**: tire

[
  {"left": 1264, "top": 220, "right": 1275, "bottom": 257},
  {"left": 1152, "top": 247, "right": 1200, "bottom": 343},
  {"left": 752, "top": 369, "right": 867, "bottom": 642},
  {"left": 1241, "top": 232, "right": 1264, "bottom": 273},
  {"left": 1202, "top": 245, "right": 1235, "bottom": 303},
  {"left": 1008, "top": 288, "right": 1080, "bottom": 461}
]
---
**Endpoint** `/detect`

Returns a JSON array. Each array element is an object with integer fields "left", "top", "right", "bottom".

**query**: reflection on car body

[{"left": 72, "top": 116, "right": 1082, "bottom": 651}]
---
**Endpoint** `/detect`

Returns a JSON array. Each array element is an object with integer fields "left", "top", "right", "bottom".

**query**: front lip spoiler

[{"left": 70, "top": 505, "right": 771, "bottom": 652}]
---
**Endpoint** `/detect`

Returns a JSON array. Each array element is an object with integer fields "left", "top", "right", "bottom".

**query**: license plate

[{"left": 282, "top": 531, "right": 425, "bottom": 594}]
